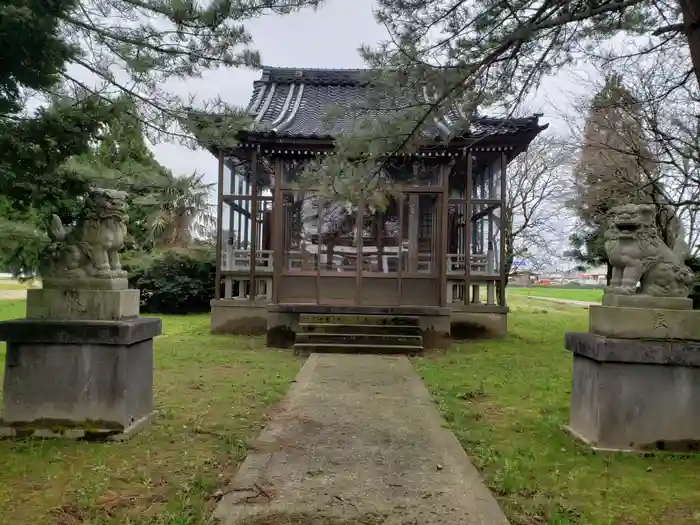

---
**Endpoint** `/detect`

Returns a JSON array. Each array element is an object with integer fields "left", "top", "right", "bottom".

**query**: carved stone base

[
  {"left": 0, "top": 317, "right": 161, "bottom": 441},
  {"left": 590, "top": 305, "right": 700, "bottom": 341},
  {"left": 601, "top": 294, "right": 693, "bottom": 310},
  {"left": 42, "top": 277, "right": 128, "bottom": 290},
  {"left": 26, "top": 288, "right": 140, "bottom": 321}
]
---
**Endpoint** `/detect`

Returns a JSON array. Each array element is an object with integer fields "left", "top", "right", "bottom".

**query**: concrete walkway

[
  {"left": 0, "top": 290, "right": 27, "bottom": 301},
  {"left": 213, "top": 354, "right": 509, "bottom": 525},
  {"left": 523, "top": 295, "right": 597, "bottom": 308}
]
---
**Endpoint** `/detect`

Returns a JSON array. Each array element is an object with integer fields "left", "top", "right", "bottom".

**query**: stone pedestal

[
  {"left": 26, "top": 288, "right": 140, "bottom": 321},
  {"left": 0, "top": 283, "right": 161, "bottom": 440},
  {"left": 565, "top": 295, "right": 700, "bottom": 452}
]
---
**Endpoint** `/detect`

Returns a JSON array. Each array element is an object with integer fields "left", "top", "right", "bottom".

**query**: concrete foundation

[
  {"left": 266, "top": 311, "right": 298, "bottom": 348},
  {"left": 451, "top": 308, "right": 507, "bottom": 339},
  {"left": 210, "top": 299, "right": 268, "bottom": 335},
  {"left": 565, "top": 332, "right": 700, "bottom": 452},
  {"left": 213, "top": 302, "right": 507, "bottom": 348},
  {"left": 0, "top": 317, "right": 161, "bottom": 440},
  {"left": 418, "top": 315, "right": 451, "bottom": 349}
]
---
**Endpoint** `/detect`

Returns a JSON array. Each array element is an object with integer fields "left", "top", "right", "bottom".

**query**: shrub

[{"left": 123, "top": 247, "right": 216, "bottom": 314}]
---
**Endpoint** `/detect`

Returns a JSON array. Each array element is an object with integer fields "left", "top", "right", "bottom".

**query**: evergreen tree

[
  {"left": 310, "top": 0, "right": 699, "bottom": 202},
  {"left": 38, "top": 0, "right": 324, "bottom": 144},
  {"left": 566, "top": 74, "right": 689, "bottom": 281},
  {"left": 0, "top": 0, "right": 112, "bottom": 273},
  {"left": 0, "top": 0, "right": 323, "bottom": 273},
  {"left": 568, "top": 74, "right": 657, "bottom": 271},
  {"left": 573, "top": 74, "right": 657, "bottom": 232},
  {"left": 0, "top": 0, "right": 76, "bottom": 115}
]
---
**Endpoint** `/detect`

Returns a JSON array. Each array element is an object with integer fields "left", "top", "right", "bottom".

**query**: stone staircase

[{"left": 294, "top": 314, "right": 424, "bottom": 356}]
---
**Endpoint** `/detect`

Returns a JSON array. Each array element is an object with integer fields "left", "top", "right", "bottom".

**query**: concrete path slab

[
  {"left": 213, "top": 354, "right": 509, "bottom": 525},
  {"left": 523, "top": 295, "right": 596, "bottom": 308},
  {"left": 0, "top": 290, "right": 27, "bottom": 301}
]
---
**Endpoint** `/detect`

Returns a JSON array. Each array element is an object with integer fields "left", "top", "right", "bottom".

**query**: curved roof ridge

[{"left": 260, "top": 66, "right": 380, "bottom": 86}]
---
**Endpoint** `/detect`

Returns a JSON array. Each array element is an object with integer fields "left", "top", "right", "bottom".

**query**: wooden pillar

[
  {"left": 214, "top": 150, "right": 224, "bottom": 300},
  {"left": 236, "top": 176, "right": 243, "bottom": 252},
  {"left": 226, "top": 174, "right": 235, "bottom": 277},
  {"left": 243, "top": 180, "right": 250, "bottom": 250},
  {"left": 249, "top": 150, "right": 259, "bottom": 301},
  {"left": 499, "top": 151, "right": 508, "bottom": 307},
  {"left": 376, "top": 212, "right": 384, "bottom": 273},
  {"left": 397, "top": 194, "right": 404, "bottom": 302},
  {"left": 316, "top": 196, "right": 324, "bottom": 304},
  {"left": 464, "top": 151, "right": 472, "bottom": 306},
  {"left": 408, "top": 193, "right": 419, "bottom": 273},
  {"left": 439, "top": 164, "right": 449, "bottom": 306},
  {"left": 355, "top": 198, "right": 364, "bottom": 304},
  {"left": 271, "top": 158, "right": 283, "bottom": 304},
  {"left": 487, "top": 162, "right": 496, "bottom": 305}
]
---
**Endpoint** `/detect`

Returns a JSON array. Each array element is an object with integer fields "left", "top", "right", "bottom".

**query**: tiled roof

[{"left": 245, "top": 67, "right": 547, "bottom": 140}]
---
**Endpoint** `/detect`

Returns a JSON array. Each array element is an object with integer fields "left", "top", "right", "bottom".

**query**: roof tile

[{"left": 246, "top": 67, "right": 546, "bottom": 140}]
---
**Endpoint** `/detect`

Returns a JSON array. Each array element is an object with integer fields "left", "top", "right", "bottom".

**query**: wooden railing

[
  {"left": 218, "top": 249, "right": 502, "bottom": 305},
  {"left": 445, "top": 253, "right": 496, "bottom": 275},
  {"left": 221, "top": 249, "right": 274, "bottom": 273}
]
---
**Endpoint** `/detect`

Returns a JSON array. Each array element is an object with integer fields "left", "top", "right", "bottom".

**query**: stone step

[
  {"left": 296, "top": 332, "right": 423, "bottom": 346},
  {"left": 299, "top": 323, "right": 421, "bottom": 336},
  {"left": 299, "top": 314, "right": 420, "bottom": 326},
  {"left": 293, "top": 343, "right": 424, "bottom": 356}
]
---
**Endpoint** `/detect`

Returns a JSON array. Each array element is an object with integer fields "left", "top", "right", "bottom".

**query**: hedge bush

[{"left": 123, "top": 247, "right": 216, "bottom": 314}]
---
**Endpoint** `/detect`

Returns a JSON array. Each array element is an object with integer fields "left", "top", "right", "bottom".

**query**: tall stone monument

[
  {"left": 0, "top": 188, "right": 161, "bottom": 440},
  {"left": 565, "top": 203, "right": 700, "bottom": 452}
]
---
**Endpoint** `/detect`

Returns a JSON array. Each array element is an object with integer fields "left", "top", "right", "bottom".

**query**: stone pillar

[
  {"left": 565, "top": 294, "right": 700, "bottom": 452},
  {"left": 0, "top": 279, "right": 161, "bottom": 440}
]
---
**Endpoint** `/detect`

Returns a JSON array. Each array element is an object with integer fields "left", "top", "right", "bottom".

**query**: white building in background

[
  {"left": 570, "top": 264, "right": 607, "bottom": 285},
  {"left": 537, "top": 264, "right": 607, "bottom": 285}
]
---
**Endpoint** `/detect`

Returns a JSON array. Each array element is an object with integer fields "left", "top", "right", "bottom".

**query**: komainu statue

[
  {"left": 42, "top": 188, "right": 129, "bottom": 280},
  {"left": 605, "top": 203, "right": 695, "bottom": 297}
]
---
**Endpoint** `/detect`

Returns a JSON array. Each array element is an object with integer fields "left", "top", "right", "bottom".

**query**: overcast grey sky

[
  {"left": 150, "top": 0, "right": 595, "bottom": 187},
  {"left": 151, "top": 0, "right": 386, "bottom": 184}
]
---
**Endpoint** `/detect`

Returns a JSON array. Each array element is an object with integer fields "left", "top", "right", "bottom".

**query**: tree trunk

[
  {"left": 679, "top": 0, "right": 700, "bottom": 89},
  {"left": 503, "top": 232, "right": 514, "bottom": 289},
  {"left": 502, "top": 208, "right": 514, "bottom": 288}
]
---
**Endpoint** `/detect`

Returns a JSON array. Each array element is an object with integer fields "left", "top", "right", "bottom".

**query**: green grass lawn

[
  {"left": 1, "top": 298, "right": 699, "bottom": 524},
  {"left": 416, "top": 297, "right": 700, "bottom": 525},
  {"left": 508, "top": 286, "right": 604, "bottom": 303},
  {"left": 0, "top": 301, "right": 302, "bottom": 525}
]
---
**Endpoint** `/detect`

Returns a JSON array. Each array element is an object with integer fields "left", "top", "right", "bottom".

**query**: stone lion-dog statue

[
  {"left": 604, "top": 203, "right": 694, "bottom": 297},
  {"left": 43, "top": 188, "right": 129, "bottom": 280}
]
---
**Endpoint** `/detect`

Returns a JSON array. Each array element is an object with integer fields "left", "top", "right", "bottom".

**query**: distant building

[
  {"left": 510, "top": 270, "right": 538, "bottom": 286},
  {"left": 569, "top": 264, "right": 607, "bottom": 285}
]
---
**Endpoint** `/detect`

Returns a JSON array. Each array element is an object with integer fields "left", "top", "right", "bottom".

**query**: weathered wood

[{"left": 215, "top": 150, "right": 224, "bottom": 300}]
